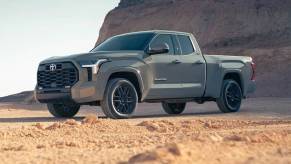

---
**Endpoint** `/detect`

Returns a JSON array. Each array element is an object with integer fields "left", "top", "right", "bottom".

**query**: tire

[
  {"left": 47, "top": 102, "right": 80, "bottom": 118},
  {"left": 216, "top": 79, "right": 242, "bottom": 113},
  {"left": 101, "top": 78, "right": 138, "bottom": 119},
  {"left": 162, "top": 102, "right": 186, "bottom": 114}
]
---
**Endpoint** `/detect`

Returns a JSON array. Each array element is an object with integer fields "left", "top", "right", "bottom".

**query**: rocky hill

[
  {"left": 97, "top": 0, "right": 291, "bottom": 97},
  {"left": 0, "top": 91, "right": 35, "bottom": 104}
]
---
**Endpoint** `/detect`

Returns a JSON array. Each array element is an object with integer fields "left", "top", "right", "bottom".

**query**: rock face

[{"left": 97, "top": 0, "right": 291, "bottom": 97}]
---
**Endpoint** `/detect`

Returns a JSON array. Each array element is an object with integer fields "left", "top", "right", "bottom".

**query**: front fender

[
  {"left": 104, "top": 67, "right": 144, "bottom": 91},
  {"left": 96, "top": 61, "right": 147, "bottom": 101}
]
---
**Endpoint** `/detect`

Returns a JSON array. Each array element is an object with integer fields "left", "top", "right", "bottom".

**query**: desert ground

[{"left": 0, "top": 98, "right": 290, "bottom": 164}]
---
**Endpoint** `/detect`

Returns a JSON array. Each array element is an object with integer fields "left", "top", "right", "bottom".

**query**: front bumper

[
  {"left": 35, "top": 81, "right": 104, "bottom": 104},
  {"left": 35, "top": 89, "right": 72, "bottom": 103}
]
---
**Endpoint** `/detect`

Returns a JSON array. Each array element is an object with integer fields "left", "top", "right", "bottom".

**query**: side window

[
  {"left": 150, "top": 34, "right": 175, "bottom": 55},
  {"left": 177, "top": 35, "right": 195, "bottom": 55}
]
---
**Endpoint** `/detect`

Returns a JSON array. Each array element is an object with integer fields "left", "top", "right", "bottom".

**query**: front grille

[{"left": 37, "top": 62, "right": 78, "bottom": 89}]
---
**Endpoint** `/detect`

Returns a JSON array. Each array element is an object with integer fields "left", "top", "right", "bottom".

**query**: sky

[{"left": 0, "top": 0, "right": 119, "bottom": 97}]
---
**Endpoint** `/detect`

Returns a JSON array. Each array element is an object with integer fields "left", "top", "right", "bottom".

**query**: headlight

[{"left": 82, "top": 59, "right": 108, "bottom": 74}]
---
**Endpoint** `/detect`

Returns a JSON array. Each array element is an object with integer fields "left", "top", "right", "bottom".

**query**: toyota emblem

[{"left": 49, "top": 64, "right": 57, "bottom": 71}]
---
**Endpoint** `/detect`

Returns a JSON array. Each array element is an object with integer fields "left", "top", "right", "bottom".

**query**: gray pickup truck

[{"left": 35, "top": 30, "right": 255, "bottom": 119}]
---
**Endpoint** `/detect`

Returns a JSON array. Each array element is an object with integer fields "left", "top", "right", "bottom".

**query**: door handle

[{"left": 172, "top": 59, "right": 181, "bottom": 64}]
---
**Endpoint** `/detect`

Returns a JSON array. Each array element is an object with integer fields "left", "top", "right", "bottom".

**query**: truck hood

[{"left": 39, "top": 51, "right": 145, "bottom": 65}]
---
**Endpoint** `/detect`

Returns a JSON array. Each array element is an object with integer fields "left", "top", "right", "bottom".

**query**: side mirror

[{"left": 148, "top": 43, "right": 169, "bottom": 55}]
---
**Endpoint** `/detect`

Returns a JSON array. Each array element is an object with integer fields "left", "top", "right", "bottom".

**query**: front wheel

[
  {"left": 216, "top": 79, "right": 242, "bottom": 113},
  {"left": 162, "top": 102, "right": 186, "bottom": 114},
  {"left": 47, "top": 102, "right": 80, "bottom": 118},
  {"left": 101, "top": 78, "right": 138, "bottom": 119}
]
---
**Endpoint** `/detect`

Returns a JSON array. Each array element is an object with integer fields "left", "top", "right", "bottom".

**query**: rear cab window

[{"left": 177, "top": 35, "right": 195, "bottom": 55}]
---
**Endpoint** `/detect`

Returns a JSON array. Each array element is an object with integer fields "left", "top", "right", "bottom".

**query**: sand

[
  {"left": 0, "top": 115, "right": 290, "bottom": 164},
  {"left": 0, "top": 98, "right": 291, "bottom": 163}
]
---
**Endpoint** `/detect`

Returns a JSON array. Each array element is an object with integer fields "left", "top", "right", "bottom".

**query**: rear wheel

[
  {"left": 47, "top": 102, "right": 80, "bottom": 118},
  {"left": 101, "top": 78, "right": 138, "bottom": 119},
  {"left": 162, "top": 102, "right": 186, "bottom": 114},
  {"left": 216, "top": 79, "right": 242, "bottom": 113}
]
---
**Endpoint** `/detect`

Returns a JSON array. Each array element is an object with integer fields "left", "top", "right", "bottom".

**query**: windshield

[{"left": 91, "top": 33, "right": 155, "bottom": 52}]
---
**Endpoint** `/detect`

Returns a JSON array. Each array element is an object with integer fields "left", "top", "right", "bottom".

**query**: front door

[{"left": 145, "top": 34, "right": 186, "bottom": 99}]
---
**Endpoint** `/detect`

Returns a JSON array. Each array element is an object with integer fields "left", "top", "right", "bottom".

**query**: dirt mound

[
  {"left": 31, "top": 115, "right": 141, "bottom": 134},
  {"left": 82, "top": 114, "right": 99, "bottom": 125},
  {"left": 137, "top": 120, "right": 182, "bottom": 133},
  {"left": 126, "top": 120, "right": 291, "bottom": 163},
  {"left": 137, "top": 119, "right": 291, "bottom": 133},
  {"left": 97, "top": 0, "right": 291, "bottom": 97},
  {"left": 128, "top": 143, "right": 182, "bottom": 164}
]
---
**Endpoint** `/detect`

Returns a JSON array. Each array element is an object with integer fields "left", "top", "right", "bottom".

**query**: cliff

[{"left": 97, "top": 0, "right": 291, "bottom": 97}]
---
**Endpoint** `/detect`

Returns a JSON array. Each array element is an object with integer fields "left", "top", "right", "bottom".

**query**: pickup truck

[{"left": 35, "top": 30, "right": 256, "bottom": 119}]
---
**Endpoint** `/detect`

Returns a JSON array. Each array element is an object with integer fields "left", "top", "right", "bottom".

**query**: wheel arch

[
  {"left": 107, "top": 68, "right": 144, "bottom": 101},
  {"left": 222, "top": 71, "right": 244, "bottom": 94}
]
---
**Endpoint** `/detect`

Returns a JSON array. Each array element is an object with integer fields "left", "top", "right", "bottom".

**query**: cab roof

[{"left": 115, "top": 30, "right": 191, "bottom": 37}]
